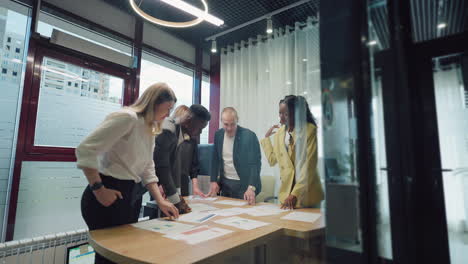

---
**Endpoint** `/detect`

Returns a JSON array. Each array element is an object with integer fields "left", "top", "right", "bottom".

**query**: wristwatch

[
  {"left": 248, "top": 185, "right": 256, "bottom": 192},
  {"left": 90, "top": 181, "right": 104, "bottom": 191}
]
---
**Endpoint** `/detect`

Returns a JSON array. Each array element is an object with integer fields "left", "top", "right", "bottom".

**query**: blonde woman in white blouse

[{"left": 76, "top": 83, "right": 179, "bottom": 264}]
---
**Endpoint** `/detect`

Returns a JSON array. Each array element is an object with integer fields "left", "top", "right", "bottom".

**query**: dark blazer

[
  {"left": 210, "top": 126, "right": 262, "bottom": 195},
  {"left": 154, "top": 121, "right": 199, "bottom": 198}
]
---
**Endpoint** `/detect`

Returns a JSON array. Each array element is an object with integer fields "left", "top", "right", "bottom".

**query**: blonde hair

[
  {"left": 221, "top": 107, "right": 238, "bottom": 122},
  {"left": 128, "top": 82, "right": 177, "bottom": 134},
  {"left": 171, "top": 105, "right": 190, "bottom": 119}
]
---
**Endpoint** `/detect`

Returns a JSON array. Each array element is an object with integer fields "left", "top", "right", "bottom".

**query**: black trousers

[
  {"left": 220, "top": 177, "right": 244, "bottom": 199},
  {"left": 81, "top": 174, "right": 142, "bottom": 264}
]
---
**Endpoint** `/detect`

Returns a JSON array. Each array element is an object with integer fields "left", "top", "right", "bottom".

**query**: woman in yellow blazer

[{"left": 260, "top": 95, "right": 324, "bottom": 209}]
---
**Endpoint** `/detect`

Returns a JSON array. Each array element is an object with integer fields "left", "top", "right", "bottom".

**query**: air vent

[{"left": 50, "top": 29, "right": 133, "bottom": 68}]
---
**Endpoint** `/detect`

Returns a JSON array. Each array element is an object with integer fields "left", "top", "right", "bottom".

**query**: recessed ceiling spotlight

[
  {"left": 437, "top": 23, "right": 447, "bottom": 29},
  {"left": 266, "top": 18, "right": 273, "bottom": 34},
  {"left": 211, "top": 39, "right": 217, "bottom": 53}
]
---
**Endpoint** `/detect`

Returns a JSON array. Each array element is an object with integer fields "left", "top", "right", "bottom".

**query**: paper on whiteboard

[
  {"left": 281, "top": 212, "right": 321, "bottom": 223},
  {"left": 214, "top": 217, "right": 271, "bottom": 230},
  {"left": 214, "top": 200, "right": 248, "bottom": 206},
  {"left": 164, "top": 225, "right": 233, "bottom": 245},
  {"left": 132, "top": 219, "right": 194, "bottom": 235}
]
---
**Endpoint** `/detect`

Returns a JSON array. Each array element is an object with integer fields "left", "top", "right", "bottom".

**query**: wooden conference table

[{"left": 88, "top": 197, "right": 325, "bottom": 264}]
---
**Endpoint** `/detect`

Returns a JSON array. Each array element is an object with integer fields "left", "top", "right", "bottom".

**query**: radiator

[{"left": 0, "top": 229, "right": 89, "bottom": 264}]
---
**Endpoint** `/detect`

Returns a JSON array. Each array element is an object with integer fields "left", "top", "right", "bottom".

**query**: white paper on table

[
  {"left": 215, "top": 216, "right": 271, "bottom": 230},
  {"left": 164, "top": 225, "right": 233, "bottom": 245},
  {"left": 177, "top": 211, "right": 217, "bottom": 223},
  {"left": 245, "top": 205, "right": 287, "bottom": 217},
  {"left": 132, "top": 219, "right": 195, "bottom": 235},
  {"left": 188, "top": 203, "right": 219, "bottom": 212},
  {"left": 214, "top": 200, "right": 248, "bottom": 206},
  {"left": 207, "top": 207, "right": 248, "bottom": 217},
  {"left": 281, "top": 212, "right": 321, "bottom": 223},
  {"left": 187, "top": 195, "right": 218, "bottom": 201}
]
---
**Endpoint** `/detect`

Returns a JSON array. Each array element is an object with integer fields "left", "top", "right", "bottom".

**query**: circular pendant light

[{"left": 129, "top": 0, "right": 208, "bottom": 28}]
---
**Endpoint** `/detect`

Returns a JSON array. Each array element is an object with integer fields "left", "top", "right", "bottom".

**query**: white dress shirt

[
  {"left": 222, "top": 133, "right": 240, "bottom": 180},
  {"left": 76, "top": 108, "right": 158, "bottom": 185},
  {"left": 284, "top": 130, "right": 291, "bottom": 151}
]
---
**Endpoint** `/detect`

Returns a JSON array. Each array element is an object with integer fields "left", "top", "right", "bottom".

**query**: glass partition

[
  {"left": 0, "top": 0, "right": 30, "bottom": 240},
  {"left": 34, "top": 56, "right": 124, "bottom": 148}
]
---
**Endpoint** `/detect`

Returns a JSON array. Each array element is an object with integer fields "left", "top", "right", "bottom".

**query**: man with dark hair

[{"left": 154, "top": 104, "right": 211, "bottom": 214}]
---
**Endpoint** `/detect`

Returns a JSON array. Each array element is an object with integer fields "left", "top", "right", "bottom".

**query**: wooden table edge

[
  {"left": 89, "top": 197, "right": 326, "bottom": 263},
  {"left": 88, "top": 232, "right": 151, "bottom": 264},
  {"left": 282, "top": 226, "right": 325, "bottom": 239}
]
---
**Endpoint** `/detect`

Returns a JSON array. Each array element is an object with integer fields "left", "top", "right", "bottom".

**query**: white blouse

[
  {"left": 284, "top": 130, "right": 291, "bottom": 151},
  {"left": 222, "top": 133, "right": 240, "bottom": 181},
  {"left": 75, "top": 109, "right": 158, "bottom": 185}
]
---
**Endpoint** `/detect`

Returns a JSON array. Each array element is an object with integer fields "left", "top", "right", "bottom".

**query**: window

[
  {"left": 14, "top": 161, "right": 88, "bottom": 239},
  {"left": 200, "top": 74, "right": 210, "bottom": 144},
  {"left": 15, "top": 47, "right": 20, "bottom": 53},
  {"left": 140, "top": 51, "right": 194, "bottom": 109},
  {"left": 0, "top": 0, "right": 30, "bottom": 240},
  {"left": 67, "top": 81, "right": 71, "bottom": 86},
  {"left": 34, "top": 56, "right": 125, "bottom": 148}
]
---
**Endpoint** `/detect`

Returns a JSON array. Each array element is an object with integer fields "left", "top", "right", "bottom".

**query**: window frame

[
  {"left": 139, "top": 48, "right": 195, "bottom": 106},
  {"left": 22, "top": 37, "right": 133, "bottom": 159}
]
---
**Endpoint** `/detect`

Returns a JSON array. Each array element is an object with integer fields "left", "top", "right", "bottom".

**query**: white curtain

[
  {"left": 220, "top": 21, "right": 322, "bottom": 195},
  {"left": 433, "top": 66, "right": 468, "bottom": 233}
]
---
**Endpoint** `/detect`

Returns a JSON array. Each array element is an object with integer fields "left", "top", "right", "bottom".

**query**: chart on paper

[
  {"left": 245, "top": 204, "right": 287, "bottom": 217},
  {"left": 281, "top": 212, "right": 321, "bottom": 223},
  {"left": 214, "top": 200, "right": 248, "bottom": 206},
  {"left": 177, "top": 211, "right": 217, "bottom": 223},
  {"left": 132, "top": 219, "right": 195, "bottom": 235},
  {"left": 188, "top": 203, "right": 219, "bottom": 212},
  {"left": 215, "top": 217, "right": 271, "bottom": 230},
  {"left": 187, "top": 195, "right": 218, "bottom": 201},
  {"left": 164, "top": 225, "right": 233, "bottom": 245}
]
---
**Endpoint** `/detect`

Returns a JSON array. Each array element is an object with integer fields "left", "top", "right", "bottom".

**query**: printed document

[{"left": 281, "top": 212, "right": 321, "bottom": 223}]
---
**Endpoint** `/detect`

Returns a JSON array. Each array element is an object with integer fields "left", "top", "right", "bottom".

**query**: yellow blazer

[{"left": 260, "top": 124, "right": 324, "bottom": 208}]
